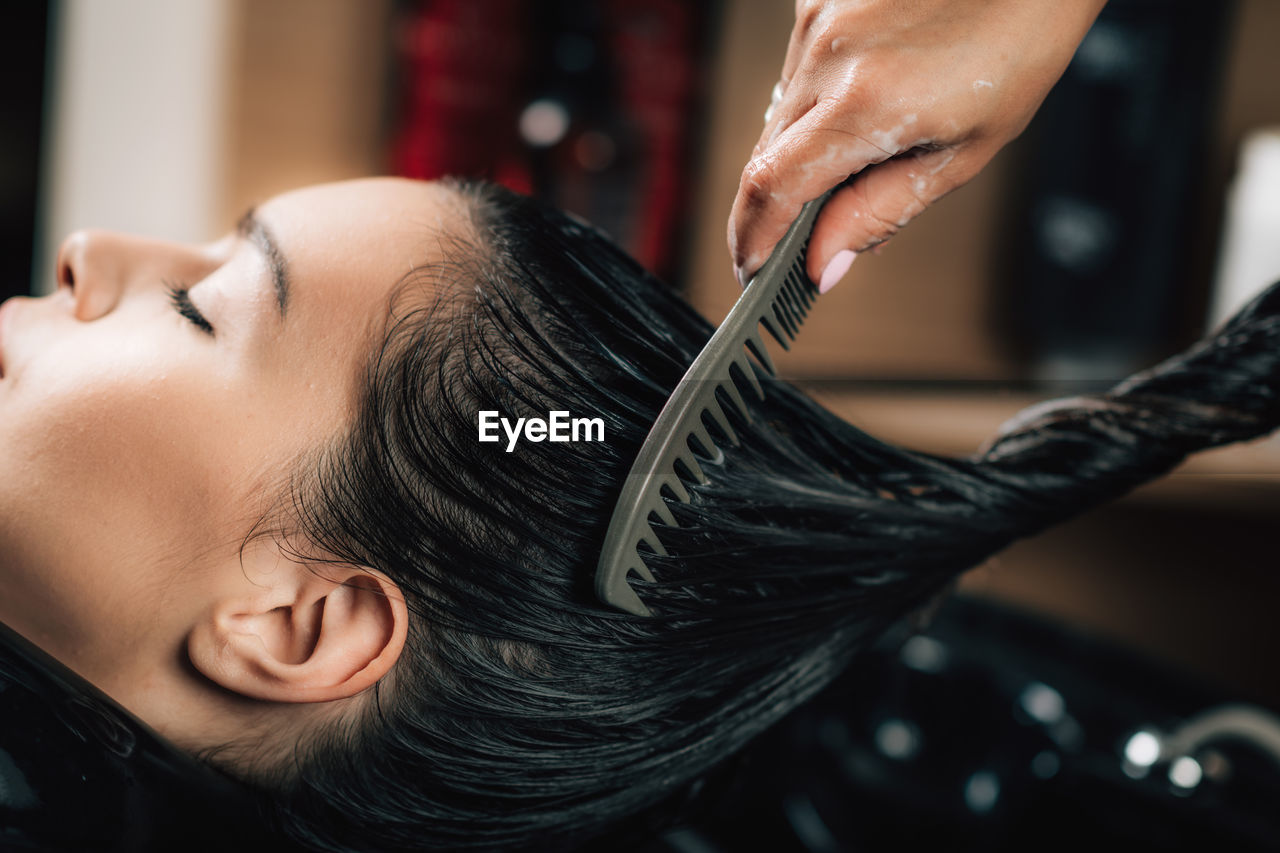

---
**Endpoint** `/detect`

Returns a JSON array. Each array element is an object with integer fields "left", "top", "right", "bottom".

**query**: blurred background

[{"left": 3, "top": 0, "right": 1280, "bottom": 835}]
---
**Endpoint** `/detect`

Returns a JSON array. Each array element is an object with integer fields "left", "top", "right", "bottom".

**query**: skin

[
  {"left": 728, "top": 0, "right": 1108, "bottom": 288},
  {"left": 0, "top": 178, "right": 449, "bottom": 757}
]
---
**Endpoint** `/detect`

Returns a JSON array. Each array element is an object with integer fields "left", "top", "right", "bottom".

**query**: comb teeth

[
  {"left": 673, "top": 443, "right": 707, "bottom": 485},
  {"left": 688, "top": 420, "right": 723, "bottom": 464},
  {"left": 763, "top": 256, "right": 817, "bottom": 348},
  {"left": 718, "top": 374, "right": 751, "bottom": 420},
  {"left": 661, "top": 470, "right": 691, "bottom": 504},
  {"left": 760, "top": 313, "right": 787, "bottom": 350},
  {"left": 637, "top": 523, "right": 667, "bottom": 559},
  {"left": 745, "top": 330, "right": 775, "bottom": 376},
  {"left": 702, "top": 397, "right": 738, "bottom": 447},
  {"left": 649, "top": 495, "right": 677, "bottom": 528},
  {"left": 596, "top": 191, "right": 834, "bottom": 616},
  {"left": 733, "top": 352, "right": 764, "bottom": 401}
]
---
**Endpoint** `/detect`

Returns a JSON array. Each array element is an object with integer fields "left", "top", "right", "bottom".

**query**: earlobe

[{"left": 188, "top": 562, "right": 408, "bottom": 704}]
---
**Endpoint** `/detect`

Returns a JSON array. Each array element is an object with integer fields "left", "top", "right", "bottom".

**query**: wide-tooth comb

[{"left": 595, "top": 189, "right": 835, "bottom": 616}]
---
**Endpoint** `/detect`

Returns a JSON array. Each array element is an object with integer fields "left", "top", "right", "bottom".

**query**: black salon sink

[
  {"left": 0, "top": 622, "right": 297, "bottom": 852},
  {"left": 636, "top": 596, "right": 1280, "bottom": 853}
]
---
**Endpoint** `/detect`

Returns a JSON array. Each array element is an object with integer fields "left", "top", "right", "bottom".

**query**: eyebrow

[{"left": 236, "top": 207, "right": 290, "bottom": 319}]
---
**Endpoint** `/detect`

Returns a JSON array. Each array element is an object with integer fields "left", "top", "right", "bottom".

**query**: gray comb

[{"left": 595, "top": 189, "right": 835, "bottom": 616}]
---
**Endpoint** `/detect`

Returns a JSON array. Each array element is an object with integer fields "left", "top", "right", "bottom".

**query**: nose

[{"left": 54, "top": 229, "right": 219, "bottom": 322}]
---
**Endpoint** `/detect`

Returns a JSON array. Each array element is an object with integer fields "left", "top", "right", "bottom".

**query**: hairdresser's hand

[{"left": 729, "top": 0, "right": 1106, "bottom": 291}]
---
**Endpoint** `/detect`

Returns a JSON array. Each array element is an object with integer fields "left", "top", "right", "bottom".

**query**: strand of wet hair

[{"left": 970, "top": 280, "right": 1280, "bottom": 531}]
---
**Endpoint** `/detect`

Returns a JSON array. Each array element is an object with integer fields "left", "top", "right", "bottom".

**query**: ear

[{"left": 187, "top": 557, "right": 409, "bottom": 704}]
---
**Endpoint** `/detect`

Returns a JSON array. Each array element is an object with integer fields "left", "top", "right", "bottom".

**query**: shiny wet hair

[{"left": 257, "top": 178, "right": 1280, "bottom": 851}]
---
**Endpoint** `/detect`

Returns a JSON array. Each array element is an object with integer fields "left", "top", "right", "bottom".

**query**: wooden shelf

[{"left": 800, "top": 385, "right": 1280, "bottom": 512}]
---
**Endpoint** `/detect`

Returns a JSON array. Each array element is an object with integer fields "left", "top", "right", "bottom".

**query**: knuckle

[
  {"left": 904, "top": 175, "right": 928, "bottom": 208},
  {"left": 739, "top": 158, "right": 781, "bottom": 210},
  {"left": 801, "top": 3, "right": 867, "bottom": 57},
  {"left": 794, "top": 0, "right": 823, "bottom": 40},
  {"left": 861, "top": 202, "right": 902, "bottom": 243},
  {"left": 808, "top": 20, "right": 843, "bottom": 56},
  {"left": 809, "top": 69, "right": 872, "bottom": 122},
  {"left": 818, "top": 80, "right": 865, "bottom": 122}
]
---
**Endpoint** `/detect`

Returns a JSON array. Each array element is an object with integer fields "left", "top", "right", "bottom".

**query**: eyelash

[{"left": 165, "top": 281, "right": 215, "bottom": 337}]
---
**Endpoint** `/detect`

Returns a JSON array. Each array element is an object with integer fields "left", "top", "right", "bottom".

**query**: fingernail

[
  {"left": 734, "top": 264, "right": 749, "bottom": 288},
  {"left": 818, "top": 250, "right": 856, "bottom": 294}
]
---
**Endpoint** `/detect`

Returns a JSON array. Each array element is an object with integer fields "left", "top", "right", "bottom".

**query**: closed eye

[{"left": 165, "top": 281, "right": 215, "bottom": 337}]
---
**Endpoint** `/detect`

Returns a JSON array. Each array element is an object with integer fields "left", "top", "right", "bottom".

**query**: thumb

[{"left": 806, "top": 147, "right": 972, "bottom": 286}]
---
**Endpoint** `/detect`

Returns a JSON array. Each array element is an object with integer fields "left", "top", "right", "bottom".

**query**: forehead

[
  {"left": 251, "top": 177, "right": 463, "bottom": 342},
  {"left": 234, "top": 179, "right": 463, "bottom": 427},
  {"left": 258, "top": 178, "right": 461, "bottom": 273}
]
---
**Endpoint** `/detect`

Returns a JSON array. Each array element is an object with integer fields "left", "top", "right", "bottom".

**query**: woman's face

[{"left": 0, "top": 178, "right": 454, "bottom": 693}]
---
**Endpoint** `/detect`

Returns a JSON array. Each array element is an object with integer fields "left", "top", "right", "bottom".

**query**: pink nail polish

[{"left": 818, "top": 250, "right": 856, "bottom": 294}]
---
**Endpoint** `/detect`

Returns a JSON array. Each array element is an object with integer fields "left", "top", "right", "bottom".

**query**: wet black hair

[{"left": 262, "top": 178, "right": 1280, "bottom": 851}]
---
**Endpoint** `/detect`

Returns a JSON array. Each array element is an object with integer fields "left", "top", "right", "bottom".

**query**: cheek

[
  {"left": 0, "top": 349, "right": 285, "bottom": 663},
  {"left": 0, "top": 342, "right": 266, "bottom": 578},
  {"left": 0, "top": 373, "right": 239, "bottom": 669},
  {"left": 8, "top": 356, "right": 225, "bottom": 490}
]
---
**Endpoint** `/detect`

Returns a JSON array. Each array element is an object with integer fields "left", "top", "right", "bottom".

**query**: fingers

[
  {"left": 804, "top": 147, "right": 974, "bottom": 286},
  {"left": 763, "top": 79, "right": 785, "bottom": 126},
  {"left": 756, "top": 80, "right": 805, "bottom": 161},
  {"left": 759, "top": 0, "right": 848, "bottom": 159},
  {"left": 730, "top": 0, "right": 1105, "bottom": 291},
  {"left": 779, "top": 0, "right": 824, "bottom": 97},
  {"left": 730, "top": 112, "right": 900, "bottom": 285}
]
